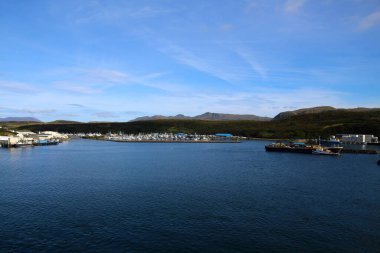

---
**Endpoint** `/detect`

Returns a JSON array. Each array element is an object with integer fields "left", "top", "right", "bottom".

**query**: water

[{"left": 1, "top": 139, "right": 379, "bottom": 252}]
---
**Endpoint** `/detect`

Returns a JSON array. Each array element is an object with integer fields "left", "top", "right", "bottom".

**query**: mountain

[
  {"left": 273, "top": 106, "right": 336, "bottom": 120},
  {"left": 131, "top": 112, "right": 271, "bottom": 122},
  {"left": 272, "top": 106, "right": 380, "bottom": 121},
  {"left": 131, "top": 114, "right": 190, "bottom": 121},
  {"left": 0, "top": 117, "right": 41, "bottom": 122},
  {"left": 193, "top": 112, "right": 271, "bottom": 121},
  {"left": 16, "top": 107, "right": 380, "bottom": 139},
  {"left": 49, "top": 120, "right": 82, "bottom": 124}
]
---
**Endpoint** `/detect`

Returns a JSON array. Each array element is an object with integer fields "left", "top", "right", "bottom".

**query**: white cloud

[
  {"left": 245, "top": 0, "right": 257, "bottom": 13},
  {"left": 53, "top": 82, "right": 103, "bottom": 94},
  {"left": 50, "top": 67, "right": 172, "bottom": 92},
  {"left": 359, "top": 10, "right": 380, "bottom": 30},
  {"left": 129, "top": 87, "right": 347, "bottom": 118},
  {"left": 284, "top": 0, "right": 306, "bottom": 13},
  {"left": 236, "top": 49, "right": 267, "bottom": 80},
  {"left": 161, "top": 44, "right": 255, "bottom": 83},
  {"left": 0, "top": 80, "right": 40, "bottom": 93},
  {"left": 83, "top": 69, "right": 130, "bottom": 83},
  {"left": 68, "top": 103, "right": 85, "bottom": 108},
  {"left": 220, "top": 24, "right": 234, "bottom": 32},
  {"left": 59, "top": 2, "right": 176, "bottom": 25},
  {"left": 94, "top": 111, "right": 119, "bottom": 118},
  {"left": 0, "top": 106, "right": 56, "bottom": 115}
]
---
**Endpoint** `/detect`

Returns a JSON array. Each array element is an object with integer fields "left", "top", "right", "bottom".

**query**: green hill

[{"left": 15, "top": 108, "right": 380, "bottom": 139}]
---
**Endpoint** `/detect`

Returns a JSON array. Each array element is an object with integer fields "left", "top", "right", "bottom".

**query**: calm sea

[{"left": 1, "top": 139, "right": 379, "bottom": 252}]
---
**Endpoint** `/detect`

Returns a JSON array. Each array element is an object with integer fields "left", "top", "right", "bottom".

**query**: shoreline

[{"left": 106, "top": 139, "right": 241, "bottom": 143}]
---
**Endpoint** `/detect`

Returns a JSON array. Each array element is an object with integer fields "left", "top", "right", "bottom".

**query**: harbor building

[
  {"left": 0, "top": 130, "right": 69, "bottom": 148},
  {"left": 337, "top": 134, "right": 379, "bottom": 144},
  {"left": 0, "top": 136, "right": 21, "bottom": 147}
]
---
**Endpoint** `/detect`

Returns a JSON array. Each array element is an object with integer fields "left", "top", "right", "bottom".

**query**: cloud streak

[
  {"left": 284, "top": 0, "right": 306, "bottom": 13},
  {"left": 53, "top": 82, "right": 103, "bottom": 95},
  {"left": 161, "top": 44, "right": 257, "bottom": 83},
  {"left": 0, "top": 80, "right": 40, "bottom": 94},
  {"left": 94, "top": 111, "right": 120, "bottom": 118},
  {"left": 236, "top": 49, "right": 267, "bottom": 80},
  {"left": 61, "top": 2, "right": 177, "bottom": 25},
  {"left": 359, "top": 10, "right": 380, "bottom": 30}
]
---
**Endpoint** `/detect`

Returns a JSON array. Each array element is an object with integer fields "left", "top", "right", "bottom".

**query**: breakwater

[{"left": 341, "top": 149, "right": 379, "bottom": 154}]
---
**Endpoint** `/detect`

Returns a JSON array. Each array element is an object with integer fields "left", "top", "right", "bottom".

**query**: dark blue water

[{"left": 1, "top": 139, "right": 380, "bottom": 252}]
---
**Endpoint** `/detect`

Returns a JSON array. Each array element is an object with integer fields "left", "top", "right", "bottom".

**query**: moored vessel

[
  {"left": 265, "top": 142, "right": 315, "bottom": 154},
  {"left": 312, "top": 147, "right": 340, "bottom": 155},
  {"left": 33, "top": 140, "right": 59, "bottom": 146}
]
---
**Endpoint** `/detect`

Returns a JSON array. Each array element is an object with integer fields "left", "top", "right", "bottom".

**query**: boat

[
  {"left": 33, "top": 139, "right": 59, "bottom": 146},
  {"left": 265, "top": 142, "right": 315, "bottom": 154},
  {"left": 312, "top": 147, "right": 340, "bottom": 155},
  {"left": 319, "top": 137, "right": 343, "bottom": 154}
]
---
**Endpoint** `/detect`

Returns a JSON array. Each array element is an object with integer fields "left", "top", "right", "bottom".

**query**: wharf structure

[
  {"left": 105, "top": 132, "right": 241, "bottom": 143},
  {"left": 336, "top": 134, "right": 379, "bottom": 145},
  {"left": 0, "top": 131, "right": 68, "bottom": 148}
]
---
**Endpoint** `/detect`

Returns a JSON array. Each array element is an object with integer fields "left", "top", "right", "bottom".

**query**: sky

[{"left": 0, "top": 0, "right": 380, "bottom": 122}]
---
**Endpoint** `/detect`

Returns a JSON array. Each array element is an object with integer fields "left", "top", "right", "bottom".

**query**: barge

[
  {"left": 265, "top": 142, "right": 315, "bottom": 154},
  {"left": 265, "top": 141, "right": 343, "bottom": 154},
  {"left": 33, "top": 140, "right": 59, "bottom": 146}
]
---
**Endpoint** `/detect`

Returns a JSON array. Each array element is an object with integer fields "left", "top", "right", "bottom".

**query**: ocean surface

[{"left": 1, "top": 139, "right": 380, "bottom": 252}]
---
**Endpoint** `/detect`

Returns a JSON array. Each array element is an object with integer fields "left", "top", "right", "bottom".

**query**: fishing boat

[
  {"left": 265, "top": 142, "right": 315, "bottom": 154},
  {"left": 33, "top": 139, "right": 59, "bottom": 146},
  {"left": 319, "top": 136, "right": 343, "bottom": 154},
  {"left": 312, "top": 147, "right": 340, "bottom": 155}
]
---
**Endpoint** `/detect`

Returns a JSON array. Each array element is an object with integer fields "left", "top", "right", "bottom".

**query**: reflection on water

[{"left": 343, "top": 143, "right": 380, "bottom": 151}]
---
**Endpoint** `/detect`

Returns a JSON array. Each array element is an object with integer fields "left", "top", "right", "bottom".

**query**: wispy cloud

[
  {"left": 161, "top": 44, "right": 254, "bottom": 83},
  {"left": 0, "top": 106, "right": 56, "bottom": 115},
  {"left": 49, "top": 67, "right": 171, "bottom": 94},
  {"left": 0, "top": 80, "right": 40, "bottom": 94},
  {"left": 94, "top": 111, "right": 119, "bottom": 118},
  {"left": 245, "top": 0, "right": 257, "bottom": 14},
  {"left": 161, "top": 45, "right": 229, "bottom": 82},
  {"left": 61, "top": 2, "right": 176, "bottom": 25},
  {"left": 236, "top": 49, "right": 267, "bottom": 80},
  {"left": 68, "top": 103, "right": 85, "bottom": 108},
  {"left": 133, "top": 86, "right": 346, "bottom": 117},
  {"left": 53, "top": 82, "right": 103, "bottom": 95},
  {"left": 82, "top": 69, "right": 130, "bottom": 83},
  {"left": 359, "top": 10, "right": 380, "bottom": 30},
  {"left": 128, "top": 6, "right": 176, "bottom": 18},
  {"left": 284, "top": 0, "right": 306, "bottom": 13},
  {"left": 220, "top": 24, "right": 234, "bottom": 32}
]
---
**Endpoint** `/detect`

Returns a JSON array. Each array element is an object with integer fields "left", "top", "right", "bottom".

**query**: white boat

[{"left": 312, "top": 148, "right": 340, "bottom": 155}]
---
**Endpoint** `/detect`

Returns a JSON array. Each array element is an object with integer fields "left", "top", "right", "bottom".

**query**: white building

[
  {"left": 339, "top": 134, "right": 378, "bottom": 144},
  {"left": 38, "top": 131, "right": 69, "bottom": 140},
  {"left": 0, "top": 136, "right": 21, "bottom": 147},
  {"left": 17, "top": 130, "right": 36, "bottom": 137}
]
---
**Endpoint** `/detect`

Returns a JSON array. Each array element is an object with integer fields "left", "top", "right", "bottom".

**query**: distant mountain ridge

[
  {"left": 273, "top": 106, "right": 336, "bottom": 120},
  {"left": 17, "top": 107, "right": 380, "bottom": 139},
  {"left": 272, "top": 106, "right": 380, "bottom": 120},
  {"left": 0, "top": 117, "right": 41, "bottom": 122},
  {"left": 48, "top": 120, "right": 82, "bottom": 124},
  {"left": 131, "top": 112, "right": 271, "bottom": 122}
]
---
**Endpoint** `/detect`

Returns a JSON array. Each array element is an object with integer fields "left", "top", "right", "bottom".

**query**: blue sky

[{"left": 1, "top": 0, "right": 380, "bottom": 121}]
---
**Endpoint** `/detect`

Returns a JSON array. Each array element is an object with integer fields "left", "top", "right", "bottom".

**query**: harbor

[
  {"left": 1, "top": 126, "right": 379, "bottom": 156},
  {"left": 265, "top": 135, "right": 380, "bottom": 155},
  {"left": 0, "top": 130, "right": 68, "bottom": 148},
  {"left": 104, "top": 132, "right": 242, "bottom": 143}
]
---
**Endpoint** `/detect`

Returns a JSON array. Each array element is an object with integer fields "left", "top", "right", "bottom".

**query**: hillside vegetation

[{"left": 15, "top": 109, "right": 380, "bottom": 139}]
